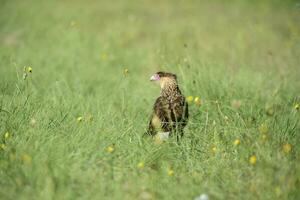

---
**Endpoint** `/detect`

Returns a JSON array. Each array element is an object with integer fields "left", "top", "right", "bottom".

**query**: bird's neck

[{"left": 161, "top": 82, "right": 181, "bottom": 99}]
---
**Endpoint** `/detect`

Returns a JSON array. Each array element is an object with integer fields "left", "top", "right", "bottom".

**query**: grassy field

[{"left": 1, "top": 0, "right": 300, "bottom": 199}]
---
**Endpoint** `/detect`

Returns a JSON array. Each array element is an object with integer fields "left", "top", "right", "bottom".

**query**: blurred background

[
  {"left": 1, "top": 0, "right": 300, "bottom": 81},
  {"left": 0, "top": 0, "right": 300, "bottom": 199}
]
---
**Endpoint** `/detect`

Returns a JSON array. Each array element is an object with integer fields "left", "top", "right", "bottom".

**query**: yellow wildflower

[
  {"left": 70, "top": 21, "right": 77, "bottom": 27},
  {"left": 258, "top": 123, "right": 268, "bottom": 134},
  {"left": 23, "top": 66, "right": 32, "bottom": 77},
  {"left": 106, "top": 145, "right": 115, "bottom": 153},
  {"left": 186, "top": 96, "right": 193, "bottom": 103},
  {"left": 21, "top": 154, "right": 32, "bottom": 165},
  {"left": 123, "top": 68, "right": 129, "bottom": 75},
  {"left": 265, "top": 106, "right": 274, "bottom": 116},
  {"left": 4, "top": 132, "right": 10, "bottom": 139},
  {"left": 77, "top": 116, "right": 83, "bottom": 123},
  {"left": 167, "top": 168, "right": 174, "bottom": 176},
  {"left": 30, "top": 118, "right": 37, "bottom": 127},
  {"left": 233, "top": 139, "right": 240, "bottom": 146},
  {"left": 249, "top": 155, "right": 257, "bottom": 165},
  {"left": 282, "top": 143, "right": 292, "bottom": 154},
  {"left": 194, "top": 97, "right": 201, "bottom": 106},
  {"left": 294, "top": 103, "right": 299, "bottom": 111},
  {"left": 137, "top": 162, "right": 145, "bottom": 169},
  {"left": 275, "top": 186, "right": 281, "bottom": 196},
  {"left": 224, "top": 116, "right": 229, "bottom": 121},
  {"left": 211, "top": 146, "right": 217, "bottom": 153},
  {"left": 0, "top": 144, "right": 6, "bottom": 150},
  {"left": 100, "top": 53, "right": 108, "bottom": 61},
  {"left": 262, "top": 134, "right": 268, "bottom": 141}
]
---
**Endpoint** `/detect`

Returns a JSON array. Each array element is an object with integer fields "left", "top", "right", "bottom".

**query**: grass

[{"left": 0, "top": 0, "right": 300, "bottom": 199}]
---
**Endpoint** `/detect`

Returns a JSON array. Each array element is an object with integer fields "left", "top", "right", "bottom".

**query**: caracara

[{"left": 146, "top": 72, "right": 189, "bottom": 139}]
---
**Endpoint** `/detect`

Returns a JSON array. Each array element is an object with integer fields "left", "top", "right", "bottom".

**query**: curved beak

[
  {"left": 150, "top": 74, "right": 160, "bottom": 81},
  {"left": 150, "top": 75, "right": 156, "bottom": 81}
]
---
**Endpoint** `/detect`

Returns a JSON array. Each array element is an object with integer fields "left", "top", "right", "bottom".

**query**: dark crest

[{"left": 156, "top": 72, "right": 177, "bottom": 80}]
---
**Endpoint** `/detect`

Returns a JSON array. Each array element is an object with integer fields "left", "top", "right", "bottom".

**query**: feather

[{"left": 146, "top": 72, "right": 189, "bottom": 138}]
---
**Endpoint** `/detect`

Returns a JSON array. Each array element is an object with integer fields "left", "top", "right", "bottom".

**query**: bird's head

[{"left": 150, "top": 71, "right": 177, "bottom": 89}]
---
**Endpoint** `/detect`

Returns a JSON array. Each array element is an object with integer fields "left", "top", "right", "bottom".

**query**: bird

[{"left": 146, "top": 71, "right": 189, "bottom": 139}]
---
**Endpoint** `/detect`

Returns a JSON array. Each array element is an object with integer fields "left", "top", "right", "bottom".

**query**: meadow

[{"left": 0, "top": 0, "right": 300, "bottom": 199}]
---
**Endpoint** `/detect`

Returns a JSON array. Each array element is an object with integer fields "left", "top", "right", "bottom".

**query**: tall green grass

[{"left": 0, "top": 0, "right": 299, "bottom": 199}]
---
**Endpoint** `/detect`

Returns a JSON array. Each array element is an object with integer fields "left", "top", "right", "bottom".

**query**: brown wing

[
  {"left": 146, "top": 96, "right": 172, "bottom": 136},
  {"left": 170, "top": 95, "right": 189, "bottom": 133}
]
